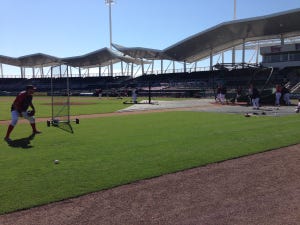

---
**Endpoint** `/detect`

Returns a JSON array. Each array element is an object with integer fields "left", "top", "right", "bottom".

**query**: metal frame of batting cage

[{"left": 47, "top": 64, "right": 79, "bottom": 133}]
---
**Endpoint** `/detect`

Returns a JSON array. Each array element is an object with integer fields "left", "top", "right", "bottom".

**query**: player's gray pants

[
  {"left": 252, "top": 98, "right": 260, "bottom": 109},
  {"left": 283, "top": 93, "right": 290, "bottom": 105},
  {"left": 275, "top": 92, "right": 281, "bottom": 106},
  {"left": 10, "top": 110, "right": 35, "bottom": 126}
]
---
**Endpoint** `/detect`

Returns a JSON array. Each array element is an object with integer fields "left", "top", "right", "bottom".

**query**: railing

[
  {"left": 290, "top": 81, "right": 300, "bottom": 93},
  {"left": 0, "top": 65, "right": 213, "bottom": 79}
]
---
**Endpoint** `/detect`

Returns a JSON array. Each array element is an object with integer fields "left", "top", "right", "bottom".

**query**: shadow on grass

[{"left": 5, "top": 133, "right": 36, "bottom": 149}]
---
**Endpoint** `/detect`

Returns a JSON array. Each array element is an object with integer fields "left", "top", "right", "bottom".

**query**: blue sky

[
  {"left": 1, "top": 0, "right": 299, "bottom": 58},
  {"left": 0, "top": 0, "right": 300, "bottom": 76}
]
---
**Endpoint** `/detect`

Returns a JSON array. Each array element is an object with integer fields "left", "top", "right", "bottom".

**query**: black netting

[{"left": 50, "top": 65, "right": 73, "bottom": 133}]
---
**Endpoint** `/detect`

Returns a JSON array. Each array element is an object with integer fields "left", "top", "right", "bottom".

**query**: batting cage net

[{"left": 48, "top": 65, "right": 77, "bottom": 133}]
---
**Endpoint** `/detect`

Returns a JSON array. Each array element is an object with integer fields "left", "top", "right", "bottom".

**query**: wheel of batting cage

[
  {"left": 76, "top": 118, "right": 80, "bottom": 124},
  {"left": 47, "top": 120, "right": 51, "bottom": 127}
]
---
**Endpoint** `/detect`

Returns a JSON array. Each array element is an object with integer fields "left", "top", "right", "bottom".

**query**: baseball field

[{"left": 0, "top": 96, "right": 300, "bottom": 216}]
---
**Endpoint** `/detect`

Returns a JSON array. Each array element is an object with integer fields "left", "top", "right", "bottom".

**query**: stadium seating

[{"left": 1, "top": 67, "right": 299, "bottom": 98}]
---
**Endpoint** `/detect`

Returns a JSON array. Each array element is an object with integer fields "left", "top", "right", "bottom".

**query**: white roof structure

[
  {"left": 62, "top": 47, "right": 147, "bottom": 68},
  {"left": 164, "top": 8, "right": 300, "bottom": 62},
  {"left": 0, "top": 48, "right": 147, "bottom": 69},
  {"left": 112, "top": 43, "right": 173, "bottom": 60},
  {"left": 116, "top": 8, "right": 300, "bottom": 63},
  {"left": 0, "top": 8, "right": 299, "bottom": 69},
  {"left": 0, "top": 53, "right": 61, "bottom": 67}
]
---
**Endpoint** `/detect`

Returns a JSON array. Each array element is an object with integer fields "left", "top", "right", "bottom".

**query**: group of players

[
  {"left": 216, "top": 83, "right": 292, "bottom": 110},
  {"left": 4, "top": 85, "right": 41, "bottom": 142}
]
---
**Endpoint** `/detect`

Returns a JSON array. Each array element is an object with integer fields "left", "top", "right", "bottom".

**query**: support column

[
  {"left": 141, "top": 59, "right": 144, "bottom": 75},
  {"left": 20, "top": 67, "right": 24, "bottom": 78},
  {"left": 255, "top": 41, "right": 260, "bottom": 64},
  {"left": 58, "top": 65, "right": 61, "bottom": 78},
  {"left": 70, "top": 66, "right": 73, "bottom": 78},
  {"left": 232, "top": 46, "right": 236, "bottom": 66},
  {"left": 110, "top": 61, "right": 113, "bottom": 76},
  {"left": 0, "top": 63, "right": 3, "bottom": 78},
  {"left": 99, "top": 66, "right": 101, "bottom": 76},
  {"left": 210, "top": 50, "right": 213, "bottom": 71},
  {"left": 40, "top": 67, "right": 44, "bottom": 78},
  {"left": 151, "top": 60, "right": 154, "bottom": 74},
  {"left": 242, "top": 39, "right": 246, "bottom": 68},
  {"left": 126, "top": 63, "right": 129, "bottom": 76},
  {"left": 222, "top": 52, "right": 224, "bottom": 64},
  {"left": 121, "top": 61, "right": 124, "bottom": 75},
  {"left": 280, "top": 34, "right": 284, "bottom": 45}
]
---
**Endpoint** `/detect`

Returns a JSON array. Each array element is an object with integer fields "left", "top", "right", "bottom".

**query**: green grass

[
  {"left": 0, "top": 96, "right": 133, "bottom": 120},
  {"left": 0, "top": 96, "right": 190, "bottom": 120},
  {"left": 1, "top": 109, "right": 300, "bottom": 214}
]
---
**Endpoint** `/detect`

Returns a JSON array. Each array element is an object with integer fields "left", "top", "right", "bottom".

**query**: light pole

[
  {"left": 232, "top": 0, "right": 236, "bottom": 66},
  {"left": 233, "top": 0, "right": 236, "bottom": 20},
  {"left": 105, "top": 0, "right": 114, "bottom": 76}
]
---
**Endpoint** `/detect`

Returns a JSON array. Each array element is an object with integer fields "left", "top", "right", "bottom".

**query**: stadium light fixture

[
  {"left": 232, "top": 0, "right": 237, "bottom": 65},
  {"left": 104, "top": 0, "right": 115, "bottom": 76},
  {"left": 233, "top": 0, "right": 236, "bottom": 20},
  {"left": 105, "top": 0, "right": 115, "bottom": 49}
]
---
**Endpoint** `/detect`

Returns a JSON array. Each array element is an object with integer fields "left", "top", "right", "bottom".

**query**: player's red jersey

[{"left": 11, "top": 91, "right": 33, "bottom": 112}]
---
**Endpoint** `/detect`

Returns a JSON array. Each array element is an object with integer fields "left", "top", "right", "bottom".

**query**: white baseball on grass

[{"left": 54, "top": 159, "right": 59, "bottom": 164}]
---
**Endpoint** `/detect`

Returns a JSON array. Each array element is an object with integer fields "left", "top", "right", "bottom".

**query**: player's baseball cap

[{"left": 26, "top": 85, "right": 37, "bottom": 90}]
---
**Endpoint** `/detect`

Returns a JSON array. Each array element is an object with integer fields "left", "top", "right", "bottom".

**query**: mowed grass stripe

[{"left": 0, "top": 111, "right": 300, "bottom": 214}]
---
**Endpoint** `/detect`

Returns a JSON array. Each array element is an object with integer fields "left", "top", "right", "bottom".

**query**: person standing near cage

[
  {"left": 132, "top": 88, "right": 138, "bottom": 104},
  {"left": 275, "top": 84, "right": 282, "bottom": 106},
  {"left": 249, "top": 84, "right": 260, "bottom": 110},
  {"left": 4, "top": 85, "right": 41, "bottom": 142},
  {"left": 295, "top": 99, "right": 300, "bottom": 113},
  {"left": 281, "top": 86, "right": 291, "bottom": 105},
  {"left": 216, "top": 84, "right": 226, "bottom": 104}
]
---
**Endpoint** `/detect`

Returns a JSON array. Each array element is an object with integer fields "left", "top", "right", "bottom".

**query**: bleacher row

[
  {"left": 0, "top": 67, "right": 299, "bottom": 97},
  {"left": 0, "top": 76, "right": 131, "bottom": 93}
]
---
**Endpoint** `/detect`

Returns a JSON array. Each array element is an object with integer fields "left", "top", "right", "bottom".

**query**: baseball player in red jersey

[{"left": 4, "top": 85, "right": 41, "bottom": 142}]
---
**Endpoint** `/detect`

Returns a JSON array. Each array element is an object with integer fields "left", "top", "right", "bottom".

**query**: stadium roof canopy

[
  {"left": 0, "top": 53, "right": 62, "bottom": 67},
  {"left": 0, "top": 48, "right": 147, "bottom": 68},
  {"left": 112, "top": 43, "right": 173, "bottom": 60},
  {"left": 62, "top": 47, "right": 148, "bottom": 68},
  {"left": 116, "top": 8, "right": 300, "bottom": 63},
  {"left": 0, "top": 8, "right": 299, "bottom": 68}
]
